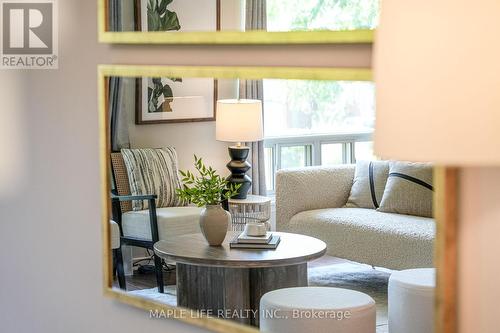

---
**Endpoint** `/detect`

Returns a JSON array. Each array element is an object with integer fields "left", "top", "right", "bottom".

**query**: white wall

[
  {"left": 0, "top": 72, "right": 27, "bottom": 197},
  {"left": 0, "top": 1, "right": 371, "bottom": 333}
]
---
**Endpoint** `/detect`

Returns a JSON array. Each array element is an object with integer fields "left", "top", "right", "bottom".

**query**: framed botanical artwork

[
  {"left": 134, "top": 0, "right": 221, "bottom": 32},
  {"left": 135, "top": 77, "right": 218, "bottom": 124}
]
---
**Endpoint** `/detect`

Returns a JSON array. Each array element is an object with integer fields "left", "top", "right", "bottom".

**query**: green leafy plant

[
  {"left": 148, "top": 77, "right": 182, "bottom": 113},
  {"left": 147, "top": 0, "right": 181, "bottom": 32},
  {"left": 176, "top": 155, "right": 241, "bottom": 207}
]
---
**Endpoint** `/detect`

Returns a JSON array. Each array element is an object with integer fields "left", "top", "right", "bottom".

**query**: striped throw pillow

[
  {"left": 378, "top": 161, "right": 434, "bottom": 217},
  {"left": 121, "top": 148, "right": 184, "bottom": 211},
  {"left": 346, "top": 160, "right": 390, "bottom": 209}
]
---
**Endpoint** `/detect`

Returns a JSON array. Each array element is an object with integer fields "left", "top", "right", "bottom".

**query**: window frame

[{"left": 264, "top": 132, "right": 373, "bottom": 193}]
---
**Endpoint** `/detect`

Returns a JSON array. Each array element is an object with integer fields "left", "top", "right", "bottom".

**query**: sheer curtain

[
  {"left": 108, "top": 0, "right": 122, "bottom": 32},
  {"left": 108, "top": 77, "right": 130, "bottom": 152},
  {"left": 246, "top": 0, "right": 267, "bottom": 30},
  {"left": 240, "top": 0, "right": 267, "bottom": 196}
]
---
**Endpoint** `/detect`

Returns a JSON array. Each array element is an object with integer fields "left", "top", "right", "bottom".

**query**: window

[
  {"left": 263, "top": 79, "right": 375, "bottom": 192},
  {"left": 263, "top": 80, "right": 375, "bottom": 137},
  {"left": 267, "top": 0, "right": 379, "bottom": 32},
  {"left": 354, "top": 141, "right": 375, "bottom": 161},
  {"left": 321, "top": 143, "right": 344, "bottom": 166}
]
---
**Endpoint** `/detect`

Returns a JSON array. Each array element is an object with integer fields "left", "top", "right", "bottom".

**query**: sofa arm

[{"left": 275, "top": 165, "right": 355, "bottom": 231}]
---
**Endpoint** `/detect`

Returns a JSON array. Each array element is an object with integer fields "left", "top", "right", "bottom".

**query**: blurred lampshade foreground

[{"left": 374, "top": 0, "right": 500, "bottom": 165}]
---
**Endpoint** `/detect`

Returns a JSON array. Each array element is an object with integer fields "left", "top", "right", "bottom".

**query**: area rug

[
  {"left": 128, "top": 285, "right": 177, "bottom": 305},
  {"left": 308, "top": 262, "right": 390, "bottom": 333},
  {"left": 128, "top": 262, "right": 390, "bottom": 333}
]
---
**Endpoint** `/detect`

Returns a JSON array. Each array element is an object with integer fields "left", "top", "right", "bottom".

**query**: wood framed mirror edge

[
  {"left": 434, "top": 167, "right": 458, "bottom": 333},
  {"left": 97, "top": 0, "right": 374, "bottom": 45},
  {"left": 98, "top": 65, "right": 458, "bottom": 333}
]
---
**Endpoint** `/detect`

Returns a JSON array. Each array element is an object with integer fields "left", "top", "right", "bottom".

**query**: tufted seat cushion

[
  {"left": 287, "top": 208, "right": 435, "bottom": 270},
  {"left": 122, "top": 206, "right": 203, "bottom": 241}
]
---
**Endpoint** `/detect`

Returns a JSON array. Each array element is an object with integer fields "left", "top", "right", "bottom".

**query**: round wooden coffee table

[{"left": 154, "top": 231, "right": 327, "bottom": 326}]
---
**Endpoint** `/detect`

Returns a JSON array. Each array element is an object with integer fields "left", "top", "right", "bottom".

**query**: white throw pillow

[
  {"left": 345, "top": 160, "right": 390, "bottom": 209},
  {"left": 378, "top": 161, "right": 434, "bottom": 217}
]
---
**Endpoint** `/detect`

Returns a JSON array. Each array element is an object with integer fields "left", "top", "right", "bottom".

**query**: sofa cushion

[
  {"left": 122, "top": 206, "right": 202, "bottom": 241},
  {"left": 346, "top": 160, "right": 389, "bottom": 209},
  {"left": 287, "top": 208, "right": 435, "bottom": 270},
  {"left": 121, "top": 148, "right": 184, "bottom": 211},
  {"left": 378, "top": 161, "right": 434, "bottom": 217}
]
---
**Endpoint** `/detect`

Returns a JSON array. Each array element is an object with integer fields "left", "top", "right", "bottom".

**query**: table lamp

[{"left": 216, "top": 99, "right": 264, "bottom": 199}]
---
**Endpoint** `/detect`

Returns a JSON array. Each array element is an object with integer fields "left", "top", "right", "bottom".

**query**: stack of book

[{"left": 229, "top": 232, "right": 281, "bottom": 249}]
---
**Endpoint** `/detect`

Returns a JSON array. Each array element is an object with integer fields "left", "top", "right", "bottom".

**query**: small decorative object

[
  {"left": 136, "top": 77, "right": 218, "bottom": 124},
  {"left": 216, "top": 99, "right": 264, "bottom": 199},
  {"left": 198, "top": 205, "right": 230, "bottom": 246},
  {"left": 177, "top": 155, "right": 241, "bottom": 246},
  {"left": 243, "top": 222, "right": 268, "bottom": 237},
  {"left": 230, "top": 218, "right": 280, "bottom": 250}
]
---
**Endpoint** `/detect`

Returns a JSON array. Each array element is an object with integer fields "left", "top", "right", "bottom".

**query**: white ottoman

[
  {"left": 388, "top": 268, "right": 435, "bottom": 333},
  {"left": 259, "top": 287, "right": 376, "bottom": 333}
]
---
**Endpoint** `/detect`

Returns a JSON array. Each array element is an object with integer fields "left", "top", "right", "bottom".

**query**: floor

[{"left": 114, "top": 262, "right": 176, "bottom": 291}]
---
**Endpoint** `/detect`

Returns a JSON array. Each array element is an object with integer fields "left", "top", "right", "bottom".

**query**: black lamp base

[{"left": 226, "top": 146, "right": 252, "bottom": 199}]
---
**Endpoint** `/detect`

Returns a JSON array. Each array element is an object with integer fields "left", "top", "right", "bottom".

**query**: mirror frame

[
  {"left": 99, "top": 65, "right": 457, "bottom": 333},
  {"left": 98, "top": 0, "right": 374, "bottom": 44}
]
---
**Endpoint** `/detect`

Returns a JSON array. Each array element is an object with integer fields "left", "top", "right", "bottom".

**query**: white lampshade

[
  {"left": 216, "top": 99, "right": 264, "bottom": 143},
  {"left": 374, "top": 0, "right": 500, "bottom": 165}
]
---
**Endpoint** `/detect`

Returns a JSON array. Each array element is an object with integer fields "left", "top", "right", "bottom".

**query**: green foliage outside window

[{"left": 267, "top": 0, "right": 379, "bottom": 31}]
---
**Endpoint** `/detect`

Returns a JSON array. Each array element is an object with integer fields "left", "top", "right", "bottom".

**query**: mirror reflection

[
  {"left": 107, "top": 0, "right": 379, "bottom": 32},
  {"left": 107, "top": 74, "right": 436, "bottom": 332}
]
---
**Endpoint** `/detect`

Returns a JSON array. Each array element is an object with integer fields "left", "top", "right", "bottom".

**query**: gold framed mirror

[
  {"left": 98, "top": 0, "right": 376, "bottom": 44},
  {"left": 99, "top": 65, "right": 457, "bottom": 333}
]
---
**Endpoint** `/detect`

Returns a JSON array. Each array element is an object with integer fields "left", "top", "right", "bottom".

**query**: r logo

[{"left": 2, "top": 2, "right": 53, "bottom": 54}]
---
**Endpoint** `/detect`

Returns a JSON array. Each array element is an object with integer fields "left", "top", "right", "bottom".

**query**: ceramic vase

[{"left": 199, "top": 205, "right": 230, "bottom": 246}]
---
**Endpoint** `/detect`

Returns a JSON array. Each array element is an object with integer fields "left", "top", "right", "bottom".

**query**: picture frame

[{"left": 135, "top": 77, "right": 218, "bottom": 124}]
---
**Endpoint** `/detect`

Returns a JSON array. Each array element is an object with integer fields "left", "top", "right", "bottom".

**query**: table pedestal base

[{"left": 176, "top": 263, "right": 307, "bottom": 326}]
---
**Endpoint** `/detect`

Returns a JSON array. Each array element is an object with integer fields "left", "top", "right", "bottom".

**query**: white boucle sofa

[{"left": 276, "top": 165, "right": 435, "bottom": 270}]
